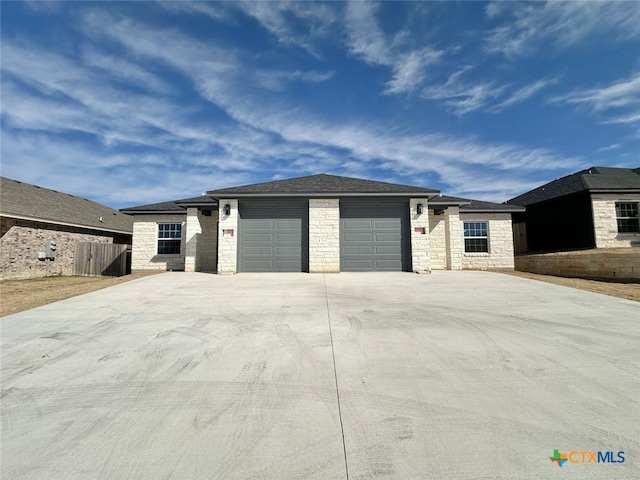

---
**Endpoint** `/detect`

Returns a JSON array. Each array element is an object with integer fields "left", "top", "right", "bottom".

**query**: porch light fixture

[
  {"left": 223, "top": 204, "right": 231, "bottom": 216},
  {"left": 417, "top": 203, "right": 423, "bottom": 214}
]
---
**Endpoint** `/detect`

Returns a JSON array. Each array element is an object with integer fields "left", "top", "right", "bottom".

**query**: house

[
  {"left": 121, "top": 174, "right": 523, "bottom": 274},
  {"left": 507, "top": 167, "right": 640, "bottom": 252},
  {"left": 0, "top": 177, "right": 133, "bottom": 280}
]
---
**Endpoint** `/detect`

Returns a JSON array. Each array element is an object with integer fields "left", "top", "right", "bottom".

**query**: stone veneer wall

[
  {"left": 515, "top": 249, "right": 640, "bottom": 280},
  {"left": 131, "top": 214, "right": 186, "bottom": 271},
  {"left": 428, "top": 210, "right": 447, "bottom": 269},
  {"left": 197, "top": 210, "right": 218, "bottom": 272},
  {"left": 460, "top": 213, "right": 515, "bottom": 270},
  {"left": 217, "top": 199, "right": 238, "bottom": 274},
  {"left": 185, "top": 208, "right": 219, "bottom": 273},
  {"left": 445, "top": 207, "right": 463, "bottom": 270},
  {"left": 409, "top": 198, "right": 430, "bottom": 272},
  {"left": 0, "top": 217, "right": 115, "bottom": 280},
  {"left": 309, "top": 199, "right": 340, "bottom": 273},
  {"left": 591, "top": 193, "right": 640, "bottom": 248}
]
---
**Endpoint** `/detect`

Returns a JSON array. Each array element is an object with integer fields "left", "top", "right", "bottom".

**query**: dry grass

[
  {"left": 0, "top": 271, "right": 163, "bottom": 317},
  {"left": 2, "top": 270, "right": 637, "bottom": 318},
  {"left": 499, "top": 270, "right": 640, "bottom": 302}
]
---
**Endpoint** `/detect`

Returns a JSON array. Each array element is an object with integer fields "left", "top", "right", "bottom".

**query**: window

[
  {"left": 616, "top": 203, "right": 639, "bottom": 233},
  {"left": 157, "top": 223, "right": 182, "bottom": 254},
  {"left": 464, "top": 221, "right": 488, "bottom": 253}
]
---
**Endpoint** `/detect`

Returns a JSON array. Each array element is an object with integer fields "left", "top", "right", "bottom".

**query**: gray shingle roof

[
  {"left": 431, "top": 195, "right": 524, "bottom": 213},
  {"left": 507, "top": 166, "right": 640, "bottom": 207},
  {"left": 1, "top": 177, "right": 133, "bottom": 234},
  {"left": 120, "top": 195, "right": 217, "bottom": 214},
  {"left": 206, "top": 173, "right": 440, "bottom": 197}
]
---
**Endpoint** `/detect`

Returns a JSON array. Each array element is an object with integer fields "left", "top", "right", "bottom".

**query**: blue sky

[{"left": 1, "top": 1, "right": 639, "bottom": 209}]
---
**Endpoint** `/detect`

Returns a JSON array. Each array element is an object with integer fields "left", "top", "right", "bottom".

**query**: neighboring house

[
  {"left": 507, "top": 167, "right": 640, "bottom": 252},
  {"left": 0, "top": 177, "right": 133, "bottom": 280},
  {"left": 121, "top": 174, "right": 523, "bottom": 274}
]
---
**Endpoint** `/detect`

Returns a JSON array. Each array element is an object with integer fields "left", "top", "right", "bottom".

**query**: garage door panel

[
  {"left": 276, "top": 246, "right": 301, "bottom": 255},
  {"left": 375, "top": 233, "right": 401, "bottom": 242},
  {"left": 343, "top": 246, "right": 374, "bottom": 255},
  {"left": 341, "top": 203, "right": 408, "bottom": 272},
  {"left": 375, "top": 246, "right": 402, "bottom": 255},
  {"left": 375, "top": 219, "right": 401, "bottom": 229},
  {"left": 244, "top": 246, "right": 274, "bottom": 255},
  {"left": 275, "top": 233, "right": 301, "bottom": 242},
  {"left": 373, "top": 260, "right": 401, "bottom": 270},
  {"left": 343, "top": 259, "right": 374, "bottom": 270},
  {"left": 239, "top": 204, "right": 308, "bottom": 272},
  {"left": 342, "top": 219, "right": 374, "bottom": 229},
  {"left": 344, "top": 233, "right": 373, "bottom": 242},
  {"left": 275, "top": 219, "right": 301, "bottom": 228},
  {"left": 244, "top": 233, "right": 274, "bottom": 242},
  {"left": 244, "top": 219, "right": 275, "bottom": 229}
]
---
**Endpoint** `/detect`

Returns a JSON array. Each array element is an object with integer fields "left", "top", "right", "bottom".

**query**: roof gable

[
  {"left": 120, "top": 195, "right": 217, "bottom": 214},
  {"left": 1, "top": 177, "right": 133, "bottom": 234},
  {"left": 206, "top": 173, "right": 439, "bottom": 197},
  {"left": 433, "top": 195, "right": 525, "bottom": 213},
  {"left": 507, "top": 166, "right": 640, "bottom": 206}
]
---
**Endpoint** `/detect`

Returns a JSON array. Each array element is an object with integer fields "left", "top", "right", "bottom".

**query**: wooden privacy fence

[{"left": 74, "top": 243, "right": 128, "bottom": 277}]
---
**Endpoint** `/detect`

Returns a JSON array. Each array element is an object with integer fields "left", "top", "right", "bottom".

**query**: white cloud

[
  {"left": 345, "top": 2, "right": 443, "bottom": 95},
  {"left": 421, "top": 67, "right": 508, "bottom": 116},
  {"left": 231, "top": 1, "right": 337, "bottom": 57},
  {"left": 597, "top": 143, "right": 621, "bottom": 152},
  {"left": 489, "top": 77, "right": 561, "bottom": 112},
  {"left": 1, "top": 9, "right": 586, "bottom": 207},
  {"left": 552, "top": 72, "right": 640, "bottom": 128},
  {"left": 484, "top": 1, "right": 640, "bottom": 57}
]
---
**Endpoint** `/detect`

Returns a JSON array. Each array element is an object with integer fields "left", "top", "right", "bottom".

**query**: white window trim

[
  {"left": 615, "top": 202, "right": 640, "bottom": 234},
  {"left": 463, "top": 221, "right": 490, "bottom": 255},
  {"left": 157, "top": 222, "right": 183, "bottom": 256}
]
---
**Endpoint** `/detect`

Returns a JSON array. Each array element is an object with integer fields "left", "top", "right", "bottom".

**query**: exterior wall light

[
  {"left": 417, "top": 203, "right": 423, "bottom": 214},
  {"left": 223, "top": 204, "right": 231, "bottom": 216}
]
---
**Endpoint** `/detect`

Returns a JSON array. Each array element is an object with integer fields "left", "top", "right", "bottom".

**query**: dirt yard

[
  {"left": 0, "top": 271, "right": 162, "bottom": 317},
  {"left": 501, "top": 270, "right": 640, "bottom": 302},
  {"left": 1, "top": 269, "right": 637, "bottom": 318}
]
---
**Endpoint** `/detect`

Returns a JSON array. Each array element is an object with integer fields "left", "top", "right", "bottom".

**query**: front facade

[
  {"left": 508, "top": 167, "right": 640, "bottom": 252},
  {"left": 0, "top": 177, "right": 133, "bottom": 280},
  {"left": 122, "top": 174, "right": 523, "bottom": 274}
]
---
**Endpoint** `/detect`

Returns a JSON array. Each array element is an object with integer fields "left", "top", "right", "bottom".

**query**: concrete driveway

[{"left": 1, "top": 272, "right": 638, "bottom": 479}]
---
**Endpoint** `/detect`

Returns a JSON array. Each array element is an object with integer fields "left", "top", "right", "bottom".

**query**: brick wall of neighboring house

[
  {"left": 0, "top": 217, "right": 115, "bottom": 280},
  {"left": 131, "top": 214, "right": 187, "bottom": 271},
  {"left": 309, "top": 199, "right": 340, "bottom": 273},
  {"left": 460, "top": 213, "right": 515, "bottom": 270},
  {"left": 428, "top": 210, "right": 447, "bottom": 270},
  {"left": 591, "top": 193, "right": 640, "bottom": 248}
]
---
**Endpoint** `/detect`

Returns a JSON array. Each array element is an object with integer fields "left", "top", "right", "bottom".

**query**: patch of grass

[
  {"left": 498, "top": 270, "right": 640, "bottom": 302},
  {"left": 0, "top": 271, "right": 163, "bottom": 317}
]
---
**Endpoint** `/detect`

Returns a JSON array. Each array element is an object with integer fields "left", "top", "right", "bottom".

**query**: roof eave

[
  {"left": 207, "top": 191, "right": 440, "bottom": 198},
  {"left": 0, "top": 212, "right": 132, "bottom": 235},
  {"left": 120, "top": 209, "right": 187, "bottom": 215},
  {"left": 588, "top": 188, "right": 640, "bottom": 194},
  {"left": 174, "top": 201, "right": 218, "bottom": 207},
  {"left": 459, "top": 208, "right": 525, "bottom": 214}
]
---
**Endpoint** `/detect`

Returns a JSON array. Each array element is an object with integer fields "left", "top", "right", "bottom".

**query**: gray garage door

[
  {"left": 238, "top": 203, "right": 308, "bottom": 272},
  {"left": 340, "top": 203, "right": 409, "bottom": 271}
]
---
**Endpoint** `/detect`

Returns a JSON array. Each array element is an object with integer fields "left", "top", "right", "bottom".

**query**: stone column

[
  {"left": 445, "top": 206, "right": 462, "bottom": 270},
  {"left": 217, "top": 199, "right": 238, "bottom": 274},
  {"left": 184, "top": 207, "right": 201, "bottom": 272},
  {"left": 410, "top": 198, "right": 431, "bottom": 273},
  {"left": 309, "top": 199, "right": 340, "bottom": 273}
]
